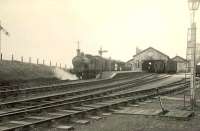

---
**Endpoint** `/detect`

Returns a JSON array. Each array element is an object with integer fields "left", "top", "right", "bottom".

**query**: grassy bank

[{"left": 0, "top": 60, "right": 56, "bottom": 81}]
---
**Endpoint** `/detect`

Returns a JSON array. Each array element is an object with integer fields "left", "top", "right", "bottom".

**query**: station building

[
  {"left": 127, "top": 47, "right": 170, "bottom": 72},
  {"left": 127, "top": 47, "right": 187, "bottom": 73}
]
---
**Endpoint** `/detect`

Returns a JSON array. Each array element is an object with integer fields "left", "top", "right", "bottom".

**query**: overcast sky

[{"left": 0, "top": 0, "right": 197, "bottom": 67}]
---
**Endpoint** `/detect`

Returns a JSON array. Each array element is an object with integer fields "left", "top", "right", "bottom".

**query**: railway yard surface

[{"left": 0, "top": 72, "right": 198, "bottom": 131}]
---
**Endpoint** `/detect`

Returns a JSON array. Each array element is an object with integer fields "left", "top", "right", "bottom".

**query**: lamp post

[{"left": 188, "top": 0, "right": 200, "bottom": 111}]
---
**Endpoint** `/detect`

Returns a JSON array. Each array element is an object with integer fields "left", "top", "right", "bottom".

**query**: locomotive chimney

[{"left": 77, "top": 40, "right": 81, "bottom": 56}]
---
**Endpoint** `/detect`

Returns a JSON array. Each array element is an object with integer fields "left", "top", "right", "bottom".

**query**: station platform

[{"left": 96, "top": 71, "right": 142, "bottom": 79}]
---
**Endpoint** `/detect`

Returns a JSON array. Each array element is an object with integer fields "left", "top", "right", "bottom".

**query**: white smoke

[{"left": 53, "top": 68, "right": 77, "bottom": 80}]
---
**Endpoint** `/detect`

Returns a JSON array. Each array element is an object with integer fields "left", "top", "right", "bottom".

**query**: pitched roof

[
  {"left": 172, "top": 56, "right": 186, "bottom": 62},
  {"left": 132, "top": 47, "right": 169, "bottom": 59},
  {"left": 126, "top": 58, "right": 133, "bottom": 63}
]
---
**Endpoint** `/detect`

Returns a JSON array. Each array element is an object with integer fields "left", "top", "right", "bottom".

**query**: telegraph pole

[
  {"left": 98, "top": 47, "right": 108, "bottom": 57},
  {"left": 98, "top": 47, "right": 108, "bottom": 78},
  {"left": 0, "top": 21, "right": 1, "bottom": 56},
  {"left": 188, "top": 0, "right": 200, "bottom": 111}
]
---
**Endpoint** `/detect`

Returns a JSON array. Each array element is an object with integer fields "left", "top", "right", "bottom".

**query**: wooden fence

[{"left": 0, "top": 53, "right": 68, "bottom": 69}]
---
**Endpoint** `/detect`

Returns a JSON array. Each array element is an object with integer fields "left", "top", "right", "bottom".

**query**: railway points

[{"left": 0, "top": 72, "right": 192, "bottom": 131}]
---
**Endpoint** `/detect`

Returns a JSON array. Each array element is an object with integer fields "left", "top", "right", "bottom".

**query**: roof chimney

[{"left": 136, "top": 46, "right": 142, "bottom": 54}]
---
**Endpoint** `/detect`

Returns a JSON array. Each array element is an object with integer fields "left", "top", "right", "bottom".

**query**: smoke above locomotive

[{"left": 72, "top": 46, "right": 130, "bottom": 79}]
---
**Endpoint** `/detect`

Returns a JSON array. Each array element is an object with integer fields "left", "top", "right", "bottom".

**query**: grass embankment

[{"left": 0, "top": 60, "right": 56, "bottom": 81}]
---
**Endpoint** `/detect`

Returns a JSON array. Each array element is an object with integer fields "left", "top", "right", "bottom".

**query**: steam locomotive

[{"left": 72, "top": 53, "right": 130, "bottom": 79}]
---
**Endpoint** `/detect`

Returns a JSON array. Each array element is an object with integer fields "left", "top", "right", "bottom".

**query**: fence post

[
  {"left": 56, "top": 62, "right": 57, "bottom": 67},
  {"left": 60, "top": 63, "right": 61, "bottom": 68},
  {"left": 21, "top": 56, "right": 23, "bottom": 63},
  {"left": 29, "top": 57, "right": 31, "bottom": 63},
  {"left": 11, "top": 54, "right": 14, "bottom": 62},
  {"left": 0, "top": 53, "right": 2, "bottom": 61},
  {"left": 65, "top": 64, "right": 67, "bottom": 69},
  {"left": 37, "top": 58, "right": 39, "bottom": 64},
  {"left": 50, "top": 60, "right": 51, "bottom": 66},
  {"left": 43, "top": 59, "right": 45, "bottom": 65}
]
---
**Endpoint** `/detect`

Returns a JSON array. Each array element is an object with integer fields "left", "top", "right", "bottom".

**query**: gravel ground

[
  {"left": 72, "top": 93, "right": 200, "bottom": 131},
  {"left": 44, "top": 74, "right": 200, "bottom": 131},
  {"left": 74, "top": 114, "right": 200, "bottom": 131}
]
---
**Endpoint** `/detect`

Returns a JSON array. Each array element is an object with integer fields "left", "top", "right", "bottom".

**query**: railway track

[
  {"left": 0, "top": 73, "right": 158, "bottom": 107},
  {"left": 0, "top": 76, "right": 188, "bottom": 131},
  {"left": 0, "top": 74, "right": 168, "bottom": 116},
  {"left": 0, "top": 73, "right": 149, "bottom": 100},
  {"left": 0, "top": 72, "right": 146, "bottom": 91}
]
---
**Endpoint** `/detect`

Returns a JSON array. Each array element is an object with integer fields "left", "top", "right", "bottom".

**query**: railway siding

[
  {"left": 0, "top": 75, "right": 169, "bottom": 119},
  {"left": 0, "top": 74, "right": 188, "bottom": 131},
  {"left": 0, "top": 84, "right": 187, "bottom": 131},
  {"left": 0, "top": 73, "right": 151, "bottom": 100}
]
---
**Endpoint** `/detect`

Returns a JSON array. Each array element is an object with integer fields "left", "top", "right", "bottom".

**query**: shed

[{"left": 172, "top": 56, "right": 187, "bottom": 73}]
